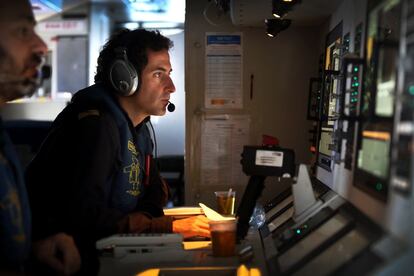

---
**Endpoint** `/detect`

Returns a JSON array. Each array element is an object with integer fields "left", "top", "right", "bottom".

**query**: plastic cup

[
  {"left": 214, "top": 191, "right": 236, "bottom": 216},
  {"left": 209, "top": 219, "right": 237, "bottom": 257}
]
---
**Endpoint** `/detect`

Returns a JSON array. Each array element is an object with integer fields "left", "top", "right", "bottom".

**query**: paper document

[
  {"left": 199, "top": 203, "right": 235, "bottom": 221},
  {"left": 163, "top": 207, "right": 203, "bottom": 219}
]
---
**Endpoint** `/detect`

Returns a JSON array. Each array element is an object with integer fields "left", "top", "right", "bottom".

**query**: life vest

[
  {"left": 0, "top": 120, "right": 31, "bottom": 268},
  {"left": 71, "top": 84, "right": 153, "bottom": 214}
]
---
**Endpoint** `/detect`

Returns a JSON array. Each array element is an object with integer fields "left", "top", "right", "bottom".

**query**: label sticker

[{"left": 255, "top": 150, "right": 283, "bottom": 167}]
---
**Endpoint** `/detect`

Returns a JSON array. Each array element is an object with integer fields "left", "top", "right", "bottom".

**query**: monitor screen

[{"left": 357, "top": 131, "right": 390, "bottom": 179}]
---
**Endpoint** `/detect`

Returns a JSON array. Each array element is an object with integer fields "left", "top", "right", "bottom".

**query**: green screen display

[{"left": 357, "top": 136, "right": 390, "bottom": 179}]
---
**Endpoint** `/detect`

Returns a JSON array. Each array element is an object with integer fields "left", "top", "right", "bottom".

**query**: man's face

[
  {"left": 0, "top": 0, "right": 48, "bottom": 104},
  {"left": 134, "top": 49, "right": 176, "bottom": 117}
]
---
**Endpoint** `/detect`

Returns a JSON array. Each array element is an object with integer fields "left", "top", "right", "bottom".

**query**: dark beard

[
  {"left": 0, "top": 79, "right": 38, "bottom": 102},
  {"left": 0, "top": 46, "right": 40, "bottom": 102}
]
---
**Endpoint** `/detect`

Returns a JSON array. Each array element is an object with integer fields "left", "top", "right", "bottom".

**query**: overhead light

[
  {"left": 127, "top": 0, "right": 185, "bottom": 24},
  {"left": 128, "top": 0, "right": 167, "bottom": 12},
  {"left": 272, "top": 0, "right": 300, "bottom": 18},
  {"left": 159, "top": 28, "right": 184, "bottom": 36},
  {"left": 123, "top": 22, "right": 140, "bottom": 29},
  {"left": 265, "top": 18, "right": 291, "bottom": 37},
  {"left": 142, "top": 22, "right": 181, "bottom": 29}
]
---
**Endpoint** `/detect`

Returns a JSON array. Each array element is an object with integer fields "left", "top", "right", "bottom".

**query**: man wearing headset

[
  {"left": 0, "top": 0, "right": 81, "bottom": 275},
  {"left": 25, "top": 29, "right": 210, "bottom": 273}
]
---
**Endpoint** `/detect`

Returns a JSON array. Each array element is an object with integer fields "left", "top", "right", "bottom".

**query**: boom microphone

[
  {"left": 40, "top": 65, "right": 51, "bottom": 81},
  {"left": 167, "top": 101, "right": 175, "bottom": 112}
]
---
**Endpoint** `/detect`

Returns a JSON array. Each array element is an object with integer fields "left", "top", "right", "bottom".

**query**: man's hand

[
  {"left": 32, "top": 233, "right": 81, "bottom": 275},
  {"left": 172, "top": 215, "right": 211, "bottom": 238}
]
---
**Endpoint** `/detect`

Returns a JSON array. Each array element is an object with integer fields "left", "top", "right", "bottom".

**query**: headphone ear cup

[{"left": 109, "top": 59, "right": 139, "bottom": 96}]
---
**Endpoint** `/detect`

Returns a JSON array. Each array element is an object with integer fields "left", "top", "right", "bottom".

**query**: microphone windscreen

[
  {"left": 41, "top": 65, "right": 51, "bottom": 80},
  {"left": 167, "top": 101, "right": 175, "bottom": 112}
]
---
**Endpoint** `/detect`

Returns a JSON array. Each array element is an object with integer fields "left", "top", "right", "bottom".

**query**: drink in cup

[
  {"left": 215, "top": 191, "right": 236, "bottom": 216},
  {"left": 209, "top": 219, "right": 237, "bottom": 257}
]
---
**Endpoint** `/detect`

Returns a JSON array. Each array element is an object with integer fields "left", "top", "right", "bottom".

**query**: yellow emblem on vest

[
  {"left": 127, "top": 140, "right": 138, "bottom": 155},
  {"left": 0, "top": 184, "right": 26, "bottom": 243},
  {"left": 123, "top": 140, "right": 140, "bottom": 196}
]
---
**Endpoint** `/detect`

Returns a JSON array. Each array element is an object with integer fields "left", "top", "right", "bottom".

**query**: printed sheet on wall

[
  {"left": 200, "top": 114, "right": 250, "bottom": 187},
  {"left": 205, "top": 32, "right": 243, "bottom": 109}
]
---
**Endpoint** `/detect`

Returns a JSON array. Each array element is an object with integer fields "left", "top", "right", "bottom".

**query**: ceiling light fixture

[
  {"left": 265, "top": 18, "right": 291, "bottom": 37},
  {"left": 272, "top": 0, "right": 300, "bottom": 19}
]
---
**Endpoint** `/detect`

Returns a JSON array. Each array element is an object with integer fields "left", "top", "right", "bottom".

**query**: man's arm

[
  {"left": 122, "top": 210, "right": 210, "bottom": 238},
  {"left": 126, "top": 158, "right": 210, "bottom": 237},
  {"left": 172, "top": 215, "right": 211, "bottom": 238}
]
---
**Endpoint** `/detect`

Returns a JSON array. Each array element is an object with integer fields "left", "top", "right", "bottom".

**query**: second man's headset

[{"left": 108, "top": 47, "right": 138, "bottom": 96}]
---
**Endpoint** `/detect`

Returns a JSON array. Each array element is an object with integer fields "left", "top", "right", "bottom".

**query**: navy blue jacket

[
  {"left": 0, "top": 119, "right": 31, "bottom": 270},
  {"left": 25, "top": 84, "right": 171, "bottom": 272}
]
